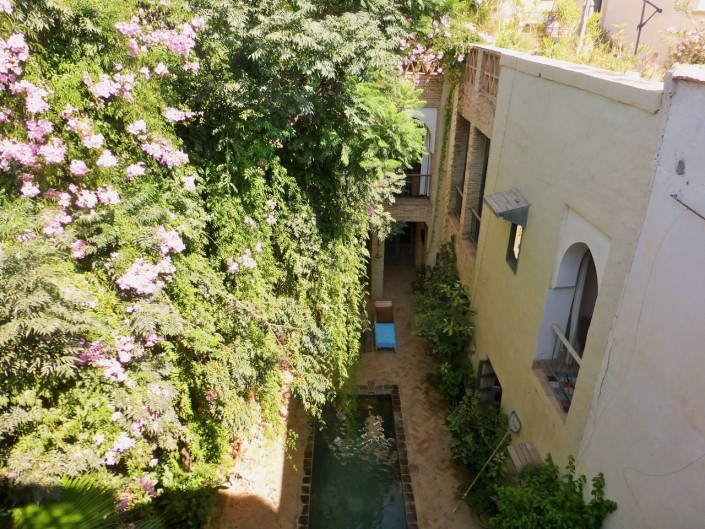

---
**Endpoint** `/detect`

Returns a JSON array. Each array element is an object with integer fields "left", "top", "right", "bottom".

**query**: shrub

[
  {"left": 413, "top": 243, "right": 474, "bottom": 364},
  {"left": 491, "top": 455, "right": 617, "bottom": 529}
]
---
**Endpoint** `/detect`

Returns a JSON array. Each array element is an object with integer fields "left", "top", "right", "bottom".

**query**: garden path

[
  {"left": 357, "top": 264, "right": 483, "bottom": 529},
  {"left": 209, "top": 264, "right": 482, "bottom": 529}
]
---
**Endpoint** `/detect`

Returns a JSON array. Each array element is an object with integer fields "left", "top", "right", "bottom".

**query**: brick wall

[
  {"left": 457, "top": 48, "right": 497, "bottom": 138},
  {"left": 385, "top": 197, "right": 432, "bottom": 223},
  {"left": 408, "top": 73, "right": 444, "bottom": 107}
]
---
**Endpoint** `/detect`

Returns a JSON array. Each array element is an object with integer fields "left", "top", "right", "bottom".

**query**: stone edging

[{"left": 298, "top": 383, "right": 418, "bottom": 529}]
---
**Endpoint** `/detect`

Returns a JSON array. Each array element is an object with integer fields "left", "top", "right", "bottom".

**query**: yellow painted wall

[{"left": 457, "top": 50, "right": 666, "bottom": 463}]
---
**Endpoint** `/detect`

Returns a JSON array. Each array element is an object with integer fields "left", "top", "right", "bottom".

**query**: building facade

[{"left": 384, "top": 45, "right": 705, "bottom": 527}]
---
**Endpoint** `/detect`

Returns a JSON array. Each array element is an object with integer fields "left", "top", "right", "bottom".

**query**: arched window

[{"left": 539, "top": 244, "right": 598, "bottom": 412}]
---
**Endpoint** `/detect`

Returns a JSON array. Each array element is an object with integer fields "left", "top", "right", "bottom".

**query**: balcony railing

[
  {"left": 543, "top": 324, "right": 581, "bottom": 412},
  {"left": 469, "top": 207, "right": 481, "bottom": 244},
  {"left": 453, "top": 186, "right": 463, "bottom": 217},
  {"left": 400, "top": 174, "right": 431, "bottom": 198}
]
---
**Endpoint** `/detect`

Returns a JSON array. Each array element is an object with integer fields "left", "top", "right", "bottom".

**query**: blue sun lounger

[{"left": 374, "top": 301, "right": 396, "bottom": 351}]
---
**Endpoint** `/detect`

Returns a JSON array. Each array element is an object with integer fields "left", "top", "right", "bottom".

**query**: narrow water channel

[{"left": 309, "top": 394, "right": 406, "bottom": 529}]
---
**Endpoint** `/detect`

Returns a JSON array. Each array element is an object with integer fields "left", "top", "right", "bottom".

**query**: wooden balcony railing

[
  {"left": 453, "top": 186, "right": 463, "bottom": 217},
  {"left": 469, "top": 207, "right": 481, "bottom": 244},
  {"left": 543, "top": 324, "right": 582, "bottom": 412}
]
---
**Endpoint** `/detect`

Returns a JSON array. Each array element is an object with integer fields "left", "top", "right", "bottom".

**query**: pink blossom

[
  {"left": 26, "top": 119, "right": 53, "bottom": 141},
  {"left": 0, "top": 138, "right": 36, "bottom": 166},
  {"left": 96, "top": 150, "right": 118, "bottom": 168},
  {"left": 109, "top": 433, "right": 135, "bottom": 460},
  {"left": 95, "top": 434, "right": 105, "bottom": 446},
  {"left": 16, "top": 230, "right": 35, "bottom": 242},
  {"left": 115, "top": 21, "right": 142, "bottom": 37},
  {"left": 154, "top": 62, "right": 169, "bottom": 76},
  {"left": 139, "top": 67, "right": 151, "bottom": 79},
  {"left": 72, "top": 239, "right": 87, "bottom": 259},
  {"left": 69, "top": 159, "right": 89, "bottom": 176},
  {"left": 114, "top": 62, "right": 123, "bottom": 71},
  {"left": 38, "top": 138, "right": 66, "bottom": 164},
  {"left": 12, "top": 80, "right": 49, "bottom": 114},
  {"left": 97, "top": 186, "right": 120, "bottom": 205},
  {"left": 227, "top": 249, "right": 257, "bottom": 274},
  {"left": 244, "top": 216, "right": 257, "bottom": 228},
  {"left": 113, "top": 73, "right": 135, "bottom": 101},
  {"left": 141, "top": 139, "right": 188, "bottom": 167},
  {"left": 156, "top": 226, "right": 185, "bottom": 255},
  {"left": 149, "top": 458, "right": 159, "bottom": 468},
  {"left": 111, "top": 411, "right": 123, "bottom": 422},
  {"left": 254, "top": 240, "right": 263, "bottom": 253},
  {"left": 129, "top": 38, "right": 139, "bottom": 57},
  {"left": 56, "top": 191, "right": 71, "bottom": 207},
  {"left": 115, "top": 335, "right": 136, "bottom": 363},
  {"left": 97, "top": 357, "right": 127, "bottom": 382},
  {"left": 84, "top": 72, "right": 120, "bottom": 99},
  {"left": 182, "top": 175, "right": 196, "bottom": 190},
  {"left": 144, "top": 328, "right": 158, "bottom": 347},
  {"left": 267, "top": 199, "right": 277, "bottom": 210},
  {"left": 0, "top": 0, "right": 13, "bottom": 14},
  {"left": 20, "top": 175, "right": 40, "bottom": 197},
  {"left": 0, "top": 107, "right": 12, "bottom": 123},
  {"left": 42, "top": 210, "right": 72, "bottom": 236},
  {"left": 0, "top": 34, "right": 29, "bottom": 78},
  {"left": 60, "top": 104, "right": 77, "bottom": 119},
  {"left": 82, "top": 133, "right": 104, "bottom": 149},
  {"left": 126, "top": 162, "right": 146, "bottom": 179},
  {"left": 126, "top": 120, "right": 147, "bottom": 135},
  {"left": 183, "top": 61, "right": 200, "bottom": 73},
  {"left": 116, "top": 257, "right": 175, "bottom": 295},
  {"left": 191, "top": 17, "right": 206, "bottom": 31},
  {"left": 226, "top": 257, "right": 239, "bottom": 274},
  {"left": 137, "top": 474, "right": 157, "bottom": 497},
  {"left": 75, "top": 189, "right": 98, "bottom": 209},
  {"left": 163, "top": 107, "right": 194, "bottom": 122},
  {"left": 266, "top": 214, "right": 277, "bottom": 225}
]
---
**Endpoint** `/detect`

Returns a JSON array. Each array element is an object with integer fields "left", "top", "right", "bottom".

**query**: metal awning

[{"left": 483, "top": 188, "right": 530, "bottom": 226}]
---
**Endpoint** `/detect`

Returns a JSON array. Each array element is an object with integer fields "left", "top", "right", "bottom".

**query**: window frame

[{"left": 506, "top": 223, "right": 523, "bottom": 272}]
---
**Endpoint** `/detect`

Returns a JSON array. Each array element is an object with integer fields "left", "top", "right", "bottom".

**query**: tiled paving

[{"left": 358, "top": 265, "right": 483, "bottom": 529}]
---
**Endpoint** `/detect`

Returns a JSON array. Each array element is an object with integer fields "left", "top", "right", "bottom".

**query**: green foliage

[
  {"left": 475, "top": 0, "right": 663, "bottom": 79},
  {"left": 491, "top": 456, "right": 618, "bottom": 529},
  {"left": 414, "top": 243, "right": 474, "bottom": 364},
  {"left": 446, "top": 389, "right": 508, "bottom": 513},
  {"left": 666, "top": 25, "right": 705, "bottom": 66},
  {"left": 11, "top": 475, "right": 119, "bottom": 529},
  {"left": 1, "top": 0, "right": 431, "bottom": 523}
]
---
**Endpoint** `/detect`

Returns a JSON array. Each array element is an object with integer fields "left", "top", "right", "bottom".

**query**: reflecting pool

[{"left": 309, "top": 394, "right": 406, "bottom": 529}]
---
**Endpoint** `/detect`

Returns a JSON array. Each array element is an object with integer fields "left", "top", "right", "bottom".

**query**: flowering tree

[{"left": 0, "top": 0, "right": 437, "bottom": 523}]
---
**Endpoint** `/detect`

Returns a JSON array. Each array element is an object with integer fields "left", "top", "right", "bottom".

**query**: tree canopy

[{"left": 0, "top": 0, "right": 462, "bottom": 521}]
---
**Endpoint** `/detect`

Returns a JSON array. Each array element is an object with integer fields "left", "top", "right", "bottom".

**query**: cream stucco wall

[
  {"left": 468, "top": 51, "right": 666, "bottom": 463},
  {"left": 577, "top": 66, "right": 705, "bottom": 529}
]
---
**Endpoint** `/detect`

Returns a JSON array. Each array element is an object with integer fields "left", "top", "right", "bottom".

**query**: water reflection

[{"left": 309, "top": 395, "right": 406, "bottom": 529}]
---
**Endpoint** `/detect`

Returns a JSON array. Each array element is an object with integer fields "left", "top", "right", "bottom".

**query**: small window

[{"left": 506, "top": 224, "right": 523, "bottom": 271}]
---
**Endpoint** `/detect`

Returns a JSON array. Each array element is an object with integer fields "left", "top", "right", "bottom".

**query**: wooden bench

[{"left": 507, "top": 442, "right": 543, "bottom": 471}]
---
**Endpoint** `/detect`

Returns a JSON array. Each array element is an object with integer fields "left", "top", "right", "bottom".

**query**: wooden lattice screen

[
  {"left": 481, "top": 51, "right": 500, "bottom": 98},
  {"left": 465, "top": 48, "right": 479, "bottom": 87}
]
